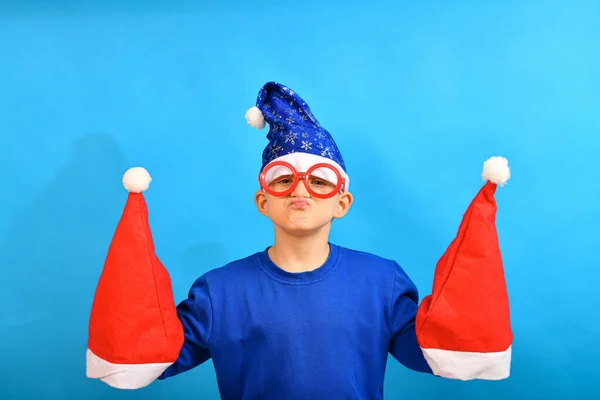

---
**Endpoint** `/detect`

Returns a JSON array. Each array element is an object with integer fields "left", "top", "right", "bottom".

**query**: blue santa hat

[{"left": 245, "top": 81, "right": 350, "bottom": 190}]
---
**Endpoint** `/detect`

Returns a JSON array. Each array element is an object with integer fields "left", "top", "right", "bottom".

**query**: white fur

[
  {"left": 86, "top": 348, "right": 171, "bottom": 389},
  {"left": 421, "top": 345, "right": 512, "bottom": 381},
  {"left": 122, "top": 167, "right": 152, "bottom": 193},
  {"left": 245, "top": 106, "right": 266, "bottom": 129},
  {"left": 482, "top": 156, "right": 510, "bottom": 186}
]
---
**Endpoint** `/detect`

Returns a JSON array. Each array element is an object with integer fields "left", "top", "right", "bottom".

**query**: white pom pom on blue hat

[{"left": 245, "top": 106, "right": 266, "bottom": 130}]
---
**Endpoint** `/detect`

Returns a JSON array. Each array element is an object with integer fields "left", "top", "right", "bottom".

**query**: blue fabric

[
  {"left": 254, "top": 82, "right": 347, "bottom": 173},
  {"left": 159, "top": 243, "right": 433, "bottom": 399}
]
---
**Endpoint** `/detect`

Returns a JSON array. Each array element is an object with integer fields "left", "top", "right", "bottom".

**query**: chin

[
  {"left": 282, "top": 227, "right": 321, "bottom": 237},
  {"left": 278, "top": 217, "right": 331, "bottom": 236}
]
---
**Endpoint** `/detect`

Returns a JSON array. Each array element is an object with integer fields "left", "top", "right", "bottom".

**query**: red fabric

[
  {"left": 416, "top": 182, "right": 512, "bottom": 353},
  {"left": 88, "top": 193, "right": 184, "bottom": 364}
]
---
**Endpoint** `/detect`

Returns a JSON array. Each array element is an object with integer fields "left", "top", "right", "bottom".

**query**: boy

[{"left": 86, "top": 82, "right": 513, "bottom": 399}]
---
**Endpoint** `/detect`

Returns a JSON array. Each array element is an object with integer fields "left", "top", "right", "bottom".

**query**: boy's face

[{"left": 254, "top": 162, "right": 353, "bottom": 235}]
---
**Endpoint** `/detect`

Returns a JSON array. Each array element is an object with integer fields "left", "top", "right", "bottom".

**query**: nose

[{"left": 291, "top": 178, "right": 310, "bottom": 197}]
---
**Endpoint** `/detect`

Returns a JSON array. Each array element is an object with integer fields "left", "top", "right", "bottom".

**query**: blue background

[{"left": 1, "top": 0, "right": 598, "bottom": 399}]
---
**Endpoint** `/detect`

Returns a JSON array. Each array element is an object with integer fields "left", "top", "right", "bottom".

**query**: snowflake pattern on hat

[{"left": 250, "top": 82, "right": 347, "bottom": 173}]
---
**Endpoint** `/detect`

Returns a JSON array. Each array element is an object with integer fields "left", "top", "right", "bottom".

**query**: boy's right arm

[{"left": 158, "top": 276, "right": 214, "bottom": 380}]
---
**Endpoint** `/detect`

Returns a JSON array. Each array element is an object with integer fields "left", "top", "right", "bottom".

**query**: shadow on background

[
  {"left": 0, "top": 132, "right": 233, "bottom": 399},
  {"left": 0, "top": 133, "right": 156, "bottom": 399}
]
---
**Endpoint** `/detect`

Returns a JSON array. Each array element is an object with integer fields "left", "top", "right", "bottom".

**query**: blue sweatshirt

[{"left": 159, "top": 243, "right": 433, "bottom": 399}]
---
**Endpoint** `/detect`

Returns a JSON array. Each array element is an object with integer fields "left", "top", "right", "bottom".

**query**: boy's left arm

[{"left": 388, "top": 262, "right": 434, "bottom": 375}]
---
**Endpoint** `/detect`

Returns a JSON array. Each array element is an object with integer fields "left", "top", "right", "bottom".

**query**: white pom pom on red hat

[
  {"left": 122, "top": 167, "right": 152, "bottom": 193},
  {"left": 482, "top": 156, "right": 510, "bottom": 187}
]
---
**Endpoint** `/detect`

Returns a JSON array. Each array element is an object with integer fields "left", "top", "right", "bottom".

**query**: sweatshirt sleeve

[
  {"left": 388, "top": 262, "right": 433, "bottom": 375},
  {"left": 159, "top": 275, "right": 214, "bottom": 379}
]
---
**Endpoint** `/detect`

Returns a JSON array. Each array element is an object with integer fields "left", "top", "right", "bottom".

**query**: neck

[{"left": 268, "top": 226, "right": 331, "bottom": 273}]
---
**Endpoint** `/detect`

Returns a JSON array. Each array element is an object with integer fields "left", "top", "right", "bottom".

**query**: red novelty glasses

[{"left": 259, "top": 161, "right": 346, "bottom": 199}]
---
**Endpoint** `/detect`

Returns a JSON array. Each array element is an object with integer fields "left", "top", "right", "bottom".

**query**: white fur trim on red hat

[
  {"left": 421, "top": 345, "right": 512, "bottom": 380},
  {"left": 86, "top": 349, "right": 172, "bottom": 389}
]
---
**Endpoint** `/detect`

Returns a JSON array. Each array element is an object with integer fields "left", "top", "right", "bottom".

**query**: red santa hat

[
  {"left": 416, "top": 156, "right": 513, "bottom": 380},
  {"left": 86, "top": 167, "right": 184, "bottom": 389}
]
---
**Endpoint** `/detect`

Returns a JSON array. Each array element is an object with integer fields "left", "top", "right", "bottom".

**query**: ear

[
  {"left": 254, "top": 189, "right": 269, "bottom": 217},
  {"left": 333, "top": 191, "right": 354, "bottom": 219}
]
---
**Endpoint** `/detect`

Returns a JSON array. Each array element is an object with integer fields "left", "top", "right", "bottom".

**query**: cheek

[
  {"left": 309, "top": 202, "right": 339, "bottom": 221},
  {"left": 320, "top": 199, "right": 340, "bottom": 213},
  {"left": 265, "top": 199, "right": 286, "bottom": 216}
]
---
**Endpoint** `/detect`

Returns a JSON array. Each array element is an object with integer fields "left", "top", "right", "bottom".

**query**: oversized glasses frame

[{"left": 258, "top": 161, "right": 346, "bottom": 199}]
